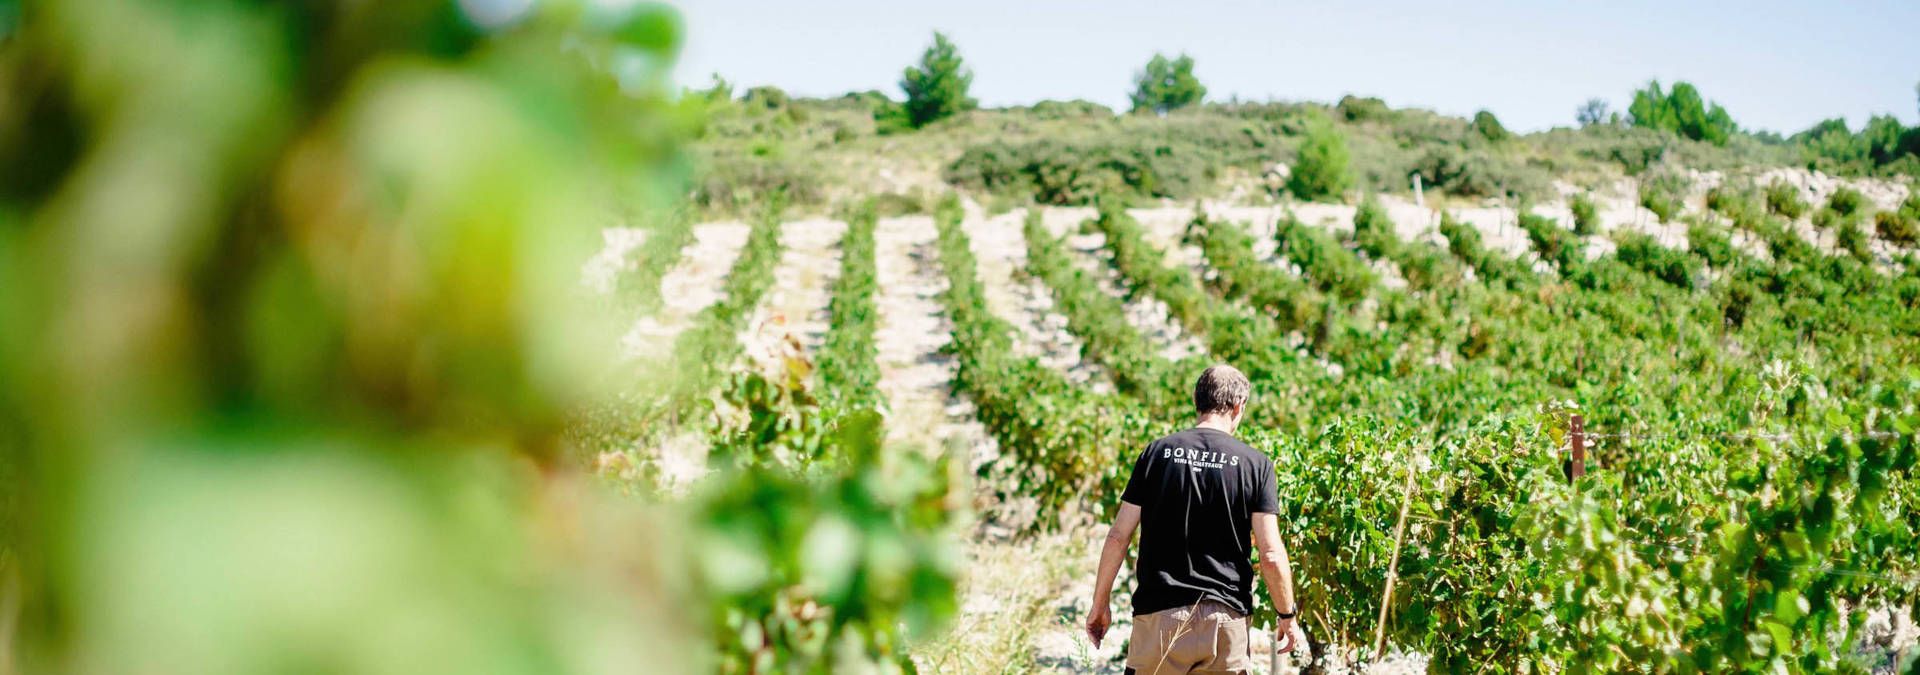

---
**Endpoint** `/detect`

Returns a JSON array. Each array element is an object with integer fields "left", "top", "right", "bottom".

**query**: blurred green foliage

[
  {"left": 0, "top": 0, "right": 704, "bottom": 671},
  {"left": 1289, "top": 117, "right": 1352, "bottom": 202},
  {"left": 1630, "top": 80, "right": 1738, "bottom": 146},
  {"left": 1792, "top": 114, "right": 1920, "bottom": 178},
  {"left": 1129, "top": 53, "right": 1206, "bottom": 115}
]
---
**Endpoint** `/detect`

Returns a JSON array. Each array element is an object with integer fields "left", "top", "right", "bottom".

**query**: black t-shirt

[{"left": 1119, "top": 427, "right": 1278, "bottom": 617}]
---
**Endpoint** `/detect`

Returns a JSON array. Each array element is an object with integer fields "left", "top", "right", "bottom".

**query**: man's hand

[
  {"left": 1088, "top": 503, "right": 1140, "bottom": 650},
  {"left": 1086, "top": 601, "right": 1112, "bottom": 648},
  {"left": 1273, "top": 618, "right": 1307, "bottom": 655}
]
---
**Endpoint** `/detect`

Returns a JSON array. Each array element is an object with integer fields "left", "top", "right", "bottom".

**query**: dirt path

[
  {"left": 741, "top": 218, "right": 846, "bottom": 368},
  {"left": 1038, "top": 208, "right": 1208, "bottom": 362},
  {"left": 873, "top": 214, "right": 991, "bottom": 459},
  {"left": 966, "top": 209, "right": 1106, "bottom": 387},
  {"left": 620, "top": 221, "right": 751, "bottom": 359}
]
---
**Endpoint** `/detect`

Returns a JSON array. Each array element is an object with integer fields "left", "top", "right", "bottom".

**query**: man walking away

[{"left": 1085, "top": 364, "right": 1305, "bottom": 674}]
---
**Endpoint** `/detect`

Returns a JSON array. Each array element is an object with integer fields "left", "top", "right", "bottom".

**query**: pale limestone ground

[
  {"left": 1038, "top": 208, "right": 1208, "bottom": 363},
  {"left": 966, "top": 208, "right": 1107, "bottom": 389},
  {"left": 1858, "top": 604, "right": 1919, "bottom": 674},
  {"left": 914, "top": 526, "right": 1105, "bottom": 674},
  {"left": 740, "top": 218, "right": 846, "bottom": 370},
  {"left": 872, "top": 214, "right": 991, "bottom": 458},
  {"left": 620, "top": 221, "right": 750, "bottom": 359},
  {"left": 580, "top": 226, "right": 647, "bottom": 295}
]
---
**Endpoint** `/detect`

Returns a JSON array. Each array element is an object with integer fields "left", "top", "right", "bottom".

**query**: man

[{"left": 1086, "top": 364, "right": 1305, "bottom": 674}]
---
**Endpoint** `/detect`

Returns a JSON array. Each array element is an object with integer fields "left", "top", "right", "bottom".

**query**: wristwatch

[{"left": 1276, "top": 605, "right": 1298, "bottom": 620}]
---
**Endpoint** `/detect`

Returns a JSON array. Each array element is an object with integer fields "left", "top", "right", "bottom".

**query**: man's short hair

[{"left": 1193, "top": 364, "right": 1250, "bottom": 416}]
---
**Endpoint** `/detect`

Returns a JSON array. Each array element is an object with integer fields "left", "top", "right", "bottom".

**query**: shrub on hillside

[
  {"left": 1026, "top": 99, "right": 1115, "bottom": 120},
  {"left": 1615, "top": 233, "right": 1701, "bottom": 288},
  {"left": 1288, "top": 119, "right": 1352, "bottom": 202},
  {"left": 1877, "top": 194, "right": 1920, "bottom": 245},
  {"left": 1471, "top": 110, "right": 1510, "bottom": 142},
  {"left": 1765, "top": 181, "right": 1808, "bottom": 219},
  {"left": 945, "top": 135, "right": 1212, "bottom": 205},
  {"left": 1337, "top": 95, "right": 1392, "bottom": 123},
  {"left": 1628, "top": 80, "right": 1737, "bottom": 146},
  {"left": 1570, "top": 192, "right": 1600, "bottom": 235},
  {"left": 1826, "top": 186, "right": 1867, "bottom": 217},
  {"left": 741, "top": 85, "right": 790, "bottom": 111},
  {"left": 1811, "top": 206, "right": 1850, "bottom": 231},
  {"left": 1129, "top": 53, "right": 1207, "bottom": 115},
  {"left": 1638, "top": 172, "right": 1689, "bottom": 223},
  {"left": 692, "top": 151, "right": 825, "bottom": 213},
  {"left": 1415, "top": 145, "right": 1550, "bottom": 201},
  {"left": 900, "top": 32, "right": 976, "bottom": 129},
  {"left": 1837, "top": 220, "right": 1873, "bottom": 261},
  {"left": 1351, "top": 196, "right": 1398, "bottom": 259}
]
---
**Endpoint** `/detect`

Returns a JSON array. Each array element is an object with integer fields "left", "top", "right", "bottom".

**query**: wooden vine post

[
  {"left": 1371, "top": 450, "right": 1420, "bottom": 663},
  {"left": 1569, "top": 413, "right": 1586, "bottom": 481}
]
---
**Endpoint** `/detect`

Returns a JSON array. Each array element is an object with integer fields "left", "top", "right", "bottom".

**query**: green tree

[
  {"left": 1288, "top": 118, "right": 1351, "bottom": 201},
  {"left": 899, "top": 31, "right": 976, "bottom": 128},
  {"left": 1795, "top": 117, "right": 1868, "bottom": 173},
  {"left": 1129, "top": 53, "right": 1207, "bottom": 114},
  {"left": 1628, "top": 80, "right": 1737, "bottom": 145},
  {"left": 1471, "top": 109, "right": 1510, "bottom": 142},
  {"left": 1861, "top": 114, "right": 1907, "bottom": 165}
]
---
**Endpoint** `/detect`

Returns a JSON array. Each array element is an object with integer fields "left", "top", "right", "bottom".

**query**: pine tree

[{"left": 900, "top": 32, "right": 976, "bottom": 129}]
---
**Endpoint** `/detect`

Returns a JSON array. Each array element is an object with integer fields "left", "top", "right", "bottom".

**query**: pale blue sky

[{"left": 675, "top": 0, "right": 1920, "bottom": 133}]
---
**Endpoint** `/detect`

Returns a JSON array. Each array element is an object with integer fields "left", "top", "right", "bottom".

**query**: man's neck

[{"left": 1195, "top": 415, "right": 1236, "bottom": 435}]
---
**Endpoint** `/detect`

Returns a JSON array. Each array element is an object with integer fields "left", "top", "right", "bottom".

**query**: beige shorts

[{"left": 1124, "top": 598, "right": 1251, "bottom": 675}]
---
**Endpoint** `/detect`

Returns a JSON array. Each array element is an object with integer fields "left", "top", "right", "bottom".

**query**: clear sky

[{"left": 675, "top": 0, "right": 1920, "bottom": 134}]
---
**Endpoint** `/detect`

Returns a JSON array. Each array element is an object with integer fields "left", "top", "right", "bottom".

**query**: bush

[
  {"left": 1765, "top": 181, "right": 1807, "bottom": 219},
  {"left": 692, "top": 151, "right": 825, "bottom": 213},
  {"left": 946, "top": 135, "right": 1212, "bottom": 206},
  {"left": 1812, "top": 206, "right": 1846, "bottom": 230},
  {"left": 1570, "top": 192, "right": 1600, "bottom": 235},
  {"left": 1026, "top": 99, "right": 1114, "bottom": 120},
  {"left": 900, "top": 32, "right": 975, "bottom": 128},
  {"left": 1337, "top": 95, "right": 1392, "bottom": 123},
  {"left": 1877, "top": 194, "right": 1920, "bottom": 245},
  {"left": 1826, "top": 186, "right": 1867, "bottom": 217},
  {"left": 1615, "top": 233, "right": 1701, "bottom": 288},
  {"left": 1351, "top": 196, "right": 1399, "bottom": 259},
  {"left": 1471, "top": 110, "right": 1510, "bottom": 142},
  {"left": 1638, "top": 172, "right": 1690, "bottom": 223},
  {"left": 741, "top": 85, "right": 790, "bottom": 111},
  {"left": 1129, "top": 53, "right": 1206, "bottom": 114},
  {"left": 1289, "top": 118, "right": 1352, "bottom": 201},
  {"left": 1837, "top": 220, "right": 1873, "bottom": 261},
  {"left": 1413, "top": 145, "right": 1549, "bottom": 201}
]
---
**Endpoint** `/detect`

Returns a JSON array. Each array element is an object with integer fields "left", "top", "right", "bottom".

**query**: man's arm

[
  {"left": 1252, "top": 512, "right": 1304, "bottom": 651},
  {"left": 1085, "top": 501, "right": 1142, "bottom": 647}
]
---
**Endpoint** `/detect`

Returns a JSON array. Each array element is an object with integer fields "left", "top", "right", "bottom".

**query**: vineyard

[
  {"left": 7, "top": 2, "right": 1920, "bottom": 674},
  {"left": 589, "top": 173, "right": 1920, "bottom": 672}
]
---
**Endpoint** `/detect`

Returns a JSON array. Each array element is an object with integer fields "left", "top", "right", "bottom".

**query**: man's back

[
  {"left": 1121, "top": 426, "right": 1277, "bottom": 617},
  {"left": 1086, "top": 364, "right": 1301, "bottom": 674}
]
